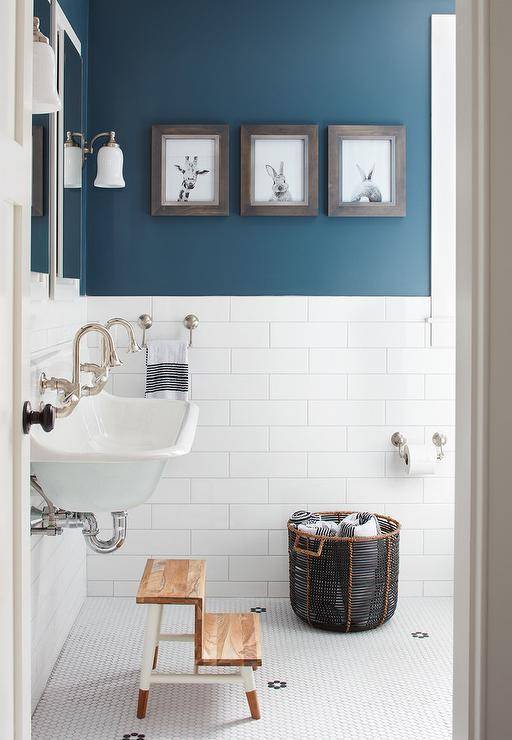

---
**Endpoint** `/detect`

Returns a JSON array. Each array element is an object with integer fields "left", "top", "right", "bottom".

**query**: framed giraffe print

[
  {"left": 151, "top": 124, "right": 229, "bottom": 216},
  {"left": 328, "top": 125, "right": 406, "bottom": 216}
]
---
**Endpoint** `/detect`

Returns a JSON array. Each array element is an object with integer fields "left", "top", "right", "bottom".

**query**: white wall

[
  {"left": 29, "top": 284, "right": 88, "bottom": 711},
  {"left": 86, "top": 295, "right": 455, "bottom": 600}
]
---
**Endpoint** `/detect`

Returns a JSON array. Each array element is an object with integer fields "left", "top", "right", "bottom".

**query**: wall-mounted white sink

[{"left": 31, "top": 392, "right": 198, "bottom": 512}]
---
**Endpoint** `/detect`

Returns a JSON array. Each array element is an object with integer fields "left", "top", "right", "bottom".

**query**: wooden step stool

[{"left": 136, "top": 559, "right": 262, "bottom": 720}]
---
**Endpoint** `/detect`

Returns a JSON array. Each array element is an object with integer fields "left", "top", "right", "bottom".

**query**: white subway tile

[
  {"left": 388, "top": 348, "right": 455, "bottom": 374},
  {"left": 152, "top": 504, "right": 228, "bottom": 529},
  {"left": 111, "top": 350, "right": 146, "bottom": 373},
  {"left": 424, "top": 529, "right": 454, "bottom": 554},
  {"left": 398, "top": 581, "right": 424, "bottom": 596},
  {"left": 423, "top": 581, "right": 454, "bottom": 596},
  {"left": 271, "top": 322, "right": 348, "bottom": 348},
  {"left": 86, "top": 296, "right": 152, "bottom": 325},
  {"left": 193, "top": 374, "right": 268, "bottom": 400},
  {"left": 423, "top": 477, "right": 454, "bottom": 503},
  {"left": 425, "top": 374, "right": 456, "bottom": 399},
  {"left": 192, "top": 530, "right": 268, "bottom": 555},
  {"left": 89, "top": 529, "right": 190, "bottom": 556},
  {"left": 348, "top": 426, "right": 424, "bottom": 452},
  {"left": 348, "top": 322, "right": 425, "bottom": 348},
  {"left": 193, "top": 426, "right": 268, "bottom": 452},
  {"left": 400, "top": 555, "right": 453, "bottom": 581},
  {"left": 400, "top": 530, "right": 424, "bottom": 554},
  {"left": 188, "top": 349, "right": 230, "bottom": 373},
  {"left": 309, "top": 400, "right": 385, "bottom": 426},
  {"left": 113, "top": 373, "right": 145, "bottom": 398},
  {"left": 385, "top": 297, "right": 431, "bottom": 321},
  {"left": 389, "top": 503, "right": 454, "bottom": 529},
  {"left": 310, "top": 349, "right": 386, "bottom": 374},
  {"left": 347, "top": 478, "right": 423, "bottom": 504},
  {"left": 229, "top": 556, "right": 288, "bottom": 581},
  {"left": 270, "top": 374, "right": 347, "bottom": 400},
  {"left": 113, "top": 581, "right": 141, "bottom": 597},
  {"left": 230, "top": 504, "right": 299, "bottom": 530},
  {"left": 207, "top": 581, "right": 268, "bottom": 597},
  {"left": 385, "top": 400, "right": 455, "bottom": 426},
  {"left": 232, "top": 348, "right": 307, "bottom": 374},
  {"left": 152, "top": 297, "right": 230, "bottom": 322},
  {"left": 269, "top": 478, "right": 346, "bottom": 504},
  {"left": 231, "top": 400, "right": 307, "bottom": 426},
  {"left": 268, "top": 582, "right": 290, "bottom": 597},
  {"left": 348, "top": 374, "right": 424, "bottom": 400},
  {"left": 163, "top": 453, "right": 229, "bottom": 478},
  {"left": 231, "top": 296, "right": 307, "bottom": 322},
  {"left": 193, "top": 322, "right": 270, "bottom": 348},
  {"left": 309, "top": 297, "right": 386, "bottom": 322},
  {"left": 195, "top": 400, "right": 230, "bottom": 426},
  {"left": 87, "top": 555, "right": 147, "bottom": 581},
  {"left": 269, "top": 530, "right": 288, "bottom": 555},
  {"left": 148, "top": 478, "right": 190, "bottom": 504},
  {"left": 96, "top": 505, "right": 151, "bottom": 530},
  {"left": 87, "top": 581, "right": 113, "bottom": 597},
  {"left": 431, "top": 321, "right": 456, "bottom": 348},
  {"left": 270, "top": 426, "right": 346, "bottom": 452},
  {"left": 230, "top": 452, "right": 307, "bottom": 478},
  {"left": 308, "top": 452, "right": 385, "bottom": 477},
  {"left": 191, "top": 479, "right": 268, "bottom": 504}
]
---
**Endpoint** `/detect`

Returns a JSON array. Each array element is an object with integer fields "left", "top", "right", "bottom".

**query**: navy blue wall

[{"left": 87, "top": 0, "right": 453, "bottom": 296}]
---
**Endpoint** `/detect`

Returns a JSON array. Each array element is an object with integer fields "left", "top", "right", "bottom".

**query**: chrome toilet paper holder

[{"left": 391, "top": 431, "right": 447, "bottom": 461}]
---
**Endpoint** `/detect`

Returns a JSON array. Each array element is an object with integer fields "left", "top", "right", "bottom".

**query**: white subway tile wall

[
  {"left": 86, "top": 296, "right": 455, "bottom": 598},
  {"left": 30, "top": 287, "right": 88, "bottom": 710}
]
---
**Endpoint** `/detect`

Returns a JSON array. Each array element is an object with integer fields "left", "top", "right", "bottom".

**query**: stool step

[
  {"left": 136, "top": 559, "right": 206, "bottom": 605},
  {"left": 198, "top": 612, "right": 262, "bottom": 667}
]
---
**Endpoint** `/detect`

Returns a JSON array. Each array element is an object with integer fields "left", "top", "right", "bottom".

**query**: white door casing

[{"left": 0, "top": 0, "right": 32, "bottom": 737}]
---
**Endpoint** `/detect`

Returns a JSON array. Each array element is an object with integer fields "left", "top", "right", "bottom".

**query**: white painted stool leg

[
  {"left": 153, "top": 605, "right": 164, "bottom": 669},
  {"left": 137, "top": 604, "right": 162, "bottom": 719},
  {"left": 241, "top": 666, "right": 260, "bottom": 720}
]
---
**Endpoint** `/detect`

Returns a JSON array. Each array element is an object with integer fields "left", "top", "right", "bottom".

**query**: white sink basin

[{"left": 31, "top": 392, "right": 198, "bottom": 512}]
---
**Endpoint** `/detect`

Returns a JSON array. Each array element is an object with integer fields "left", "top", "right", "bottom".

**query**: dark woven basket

[{"left": 288, "top": 511, "right": 400, "bottom": 632}]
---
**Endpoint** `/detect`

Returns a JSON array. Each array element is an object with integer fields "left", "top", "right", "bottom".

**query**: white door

[{"left": 0, "top": 0, "right": 32, "bottom": 737}]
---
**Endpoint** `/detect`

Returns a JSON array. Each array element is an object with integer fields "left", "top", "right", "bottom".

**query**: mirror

[
  {"left": 57, "top": 29, "right": 83, "bottom": 280},
  {"left": 31, "top": 0, "right": 51, "bottom": 274}
]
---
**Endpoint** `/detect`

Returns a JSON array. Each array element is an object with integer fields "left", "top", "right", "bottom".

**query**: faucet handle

[{"left": 22, "top": 401, "right": 56, "bottom": 434}]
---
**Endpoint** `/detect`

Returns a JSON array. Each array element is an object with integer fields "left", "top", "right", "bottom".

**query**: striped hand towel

[{"left": 145, "top": 339, "right": 189, "bottom": 400}]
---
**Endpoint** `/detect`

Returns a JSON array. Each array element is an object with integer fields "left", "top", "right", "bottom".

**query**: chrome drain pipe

[{"left": 81, "top": 511, "right": 127, "bottom": 553}]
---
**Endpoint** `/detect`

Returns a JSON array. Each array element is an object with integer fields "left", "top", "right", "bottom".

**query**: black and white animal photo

[
  {"left": 174, "top": 155, "right": 209, "bottom": 201},
  {"left": 351, "top": 163, "right": 382, "bottom": 202},
  {"left": 265, "top": 161, "right": 292, "bottom": 202}
]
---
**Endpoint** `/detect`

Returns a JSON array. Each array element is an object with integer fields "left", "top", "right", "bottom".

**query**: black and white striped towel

[{"left": 145, "top": 339, "right": 189, "bottom": 400}]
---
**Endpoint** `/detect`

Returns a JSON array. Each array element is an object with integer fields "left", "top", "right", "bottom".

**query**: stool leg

[
  {"left": 152, "top": 605, "right": 164, "bottom": 669},
  {"left": 241, "top": 666, "right": 260, "bottom": 720},
  {"left": 137, "top": 604, "right": 162, "bottom": 719}
]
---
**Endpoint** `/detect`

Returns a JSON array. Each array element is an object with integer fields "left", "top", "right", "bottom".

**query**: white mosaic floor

[{"left": 32, "top": 597, "right": 453, "bottom": 740}]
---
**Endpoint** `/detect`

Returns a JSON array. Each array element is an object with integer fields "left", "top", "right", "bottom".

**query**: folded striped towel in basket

[
  {"left": 289, "top": 510, "right": 381, "bottom": 538},
  {"left": 145, "top": 339, "right": 189, "bottom": 400}
]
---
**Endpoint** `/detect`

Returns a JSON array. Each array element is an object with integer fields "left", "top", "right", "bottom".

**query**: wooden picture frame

[
  {"left": 328, "top": 125, "right": 406, "bottom": 217},
  {"left": 151, "top": 124, "right": 229, "bottom": 216},
  {"left": 32, "top": 125, "right": 44, "bottom": 217},
  {"left": 241, "top": 124, "right": 318, "bottom": 216}
]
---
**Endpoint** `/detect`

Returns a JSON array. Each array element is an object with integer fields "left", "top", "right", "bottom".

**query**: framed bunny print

[
  {"left": 241, "top": 124, "right": 318, "bottom": 216},
  {"left": 151, "top": 124, "right": 229, "bottom": 216},
  {"left": 328, "top": 125, "right": 406, "bottom": 216}
]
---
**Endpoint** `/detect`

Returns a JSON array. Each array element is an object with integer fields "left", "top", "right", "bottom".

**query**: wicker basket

[{"left": 288, "top": 511, "right": 400, "bottom": 632}]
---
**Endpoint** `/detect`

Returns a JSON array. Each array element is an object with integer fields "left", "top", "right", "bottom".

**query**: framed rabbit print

[
  {"left": 151, "top": 124, "right": 229, "bottom": 216},
  {"left": 328, "top": 125, "right": 406, "bottom": 216},
  {"left": 241, "top": 124, "right": 318, "bottom": 216}
]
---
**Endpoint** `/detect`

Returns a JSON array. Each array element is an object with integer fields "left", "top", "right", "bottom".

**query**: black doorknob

[{"left": 22, "top": 401, "right": 56, "bottom": 434}]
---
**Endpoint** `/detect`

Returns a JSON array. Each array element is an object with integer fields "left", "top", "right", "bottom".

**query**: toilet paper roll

[{"left": 404, "top": 444, "right": 435, "bottom": 476}]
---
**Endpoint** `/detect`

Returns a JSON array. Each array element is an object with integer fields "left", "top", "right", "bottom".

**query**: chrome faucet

[
  {"left": 41, "top": 323, "right": 121, "bottom": 416},
  {"left": 81, "top": 318, "right": 142, "bottom": 396}
]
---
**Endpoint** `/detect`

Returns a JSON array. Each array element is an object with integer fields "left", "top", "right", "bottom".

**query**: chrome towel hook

[
  {"left": 183, "top": 314, "right": 199, "bottom": 347},
  {"left": 138, "top": 314, "right": 153, "bottom": 349},
  {"left": 391, "top": 432, "right": 408, "bottom": 459},
  {"left": 432, "top": 432, "right": 447, "bottom": 460}
]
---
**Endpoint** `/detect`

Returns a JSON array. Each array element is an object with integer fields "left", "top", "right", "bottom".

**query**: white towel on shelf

[{"left": 145, "top": 339, "right": 189, "bottom": 400}]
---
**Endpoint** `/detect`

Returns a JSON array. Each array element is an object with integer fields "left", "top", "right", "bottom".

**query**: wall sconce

[
  {"left": 64, "top": 130, "right": 126, "bottom": 189},
  {"left": 33, "top": 17, "right": 61, "bottom": 114},
  {"left": 86, "top": 131, "right": 125, "bottom": 188}
]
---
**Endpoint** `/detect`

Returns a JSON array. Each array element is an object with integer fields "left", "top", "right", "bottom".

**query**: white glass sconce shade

[
  {"left": 64, "top": 141, "right": 83, "bottom": 189},
  {"left": 94, "top": 143, "right": 125, "bottom": 188},
  {"left": 32, "top": 18, "right": 61, "bottom": 114}
]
